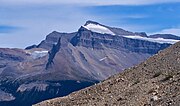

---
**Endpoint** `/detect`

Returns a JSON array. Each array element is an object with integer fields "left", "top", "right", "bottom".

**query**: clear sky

[{"left": 0, "top": 0, "right": 180, "bottom": 48}]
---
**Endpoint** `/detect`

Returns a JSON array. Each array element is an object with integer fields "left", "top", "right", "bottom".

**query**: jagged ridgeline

[{"left": 0, "top": 21, "right": 179, "bottom": 106}]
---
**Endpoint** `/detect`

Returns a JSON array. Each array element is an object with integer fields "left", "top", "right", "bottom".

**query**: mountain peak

[
  {"left": 84, "top": 20, "right": 100, "bottom": 26},
  {"left": 82, "top": 20, "right": 115, "bottom": 35}
]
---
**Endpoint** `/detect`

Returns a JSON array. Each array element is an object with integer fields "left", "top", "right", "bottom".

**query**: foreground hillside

[{"left": 35, "top": 41, "right": 180, "bottom": 106}]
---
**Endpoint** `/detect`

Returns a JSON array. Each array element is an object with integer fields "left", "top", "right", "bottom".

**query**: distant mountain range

[
  {"left": 35, "top": 37, "right": 180, "bottom": 106},
  {"left": 0, "top": 21, "right": 179, "bottom": 106}
]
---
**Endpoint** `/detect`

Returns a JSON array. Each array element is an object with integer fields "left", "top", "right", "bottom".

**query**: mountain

[
  {"left": 0, "top": 21, "right": 179, "bottom": 106},
  {"left": 34, "top": 41, "right": 180, "bottom": 106},
  {"left": 149, "top": 34, "right": 180, "bottom": 40}
]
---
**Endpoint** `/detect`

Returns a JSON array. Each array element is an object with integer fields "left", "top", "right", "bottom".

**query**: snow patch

[
  {"left": 124, "top": 35, "right": 180, "bottom": 44},
  {"left": 31, "top": 51, "right": 48, "bottom": 59},
  {"left": 99, "top": 56, "right": 108, "bottom": 61},
  {"left": 83, "top": 23, "right": 115, "bottom": 35}
]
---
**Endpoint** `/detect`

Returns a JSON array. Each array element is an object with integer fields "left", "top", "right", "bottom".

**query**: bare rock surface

[{"left": 35, "top": 41, "right": 180, "bottom": 106}]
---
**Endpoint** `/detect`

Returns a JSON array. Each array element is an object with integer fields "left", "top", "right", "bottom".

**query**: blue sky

[{"left": 0, "top": 0, "right": 180, "bottom": 48}]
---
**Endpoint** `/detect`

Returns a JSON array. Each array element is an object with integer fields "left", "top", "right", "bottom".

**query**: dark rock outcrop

[
  {"left": 46, "top": 37, "right": 61, "bottom": 70},
  {"left": 149, "top": 34, "right": 180, "bottom": 40},
  {"left": 135, "top": 32, "right": 148, "bottom": 37},
  {"left": 25, "top": 45, "right": 37, "bottom": 50}
]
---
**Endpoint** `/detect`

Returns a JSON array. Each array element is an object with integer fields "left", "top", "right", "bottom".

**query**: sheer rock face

[
  {"left": 34, "top": 42, "right": 180, "bottom": 106},
  {"left": 0, "top": 21, "right": 179, "bottom": 106},
  {"left": 45, "top": 37, "right": 61, "bottom": 70},
  {"left": 71, "top": 26, "right": 170, "bottom": 54}
]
